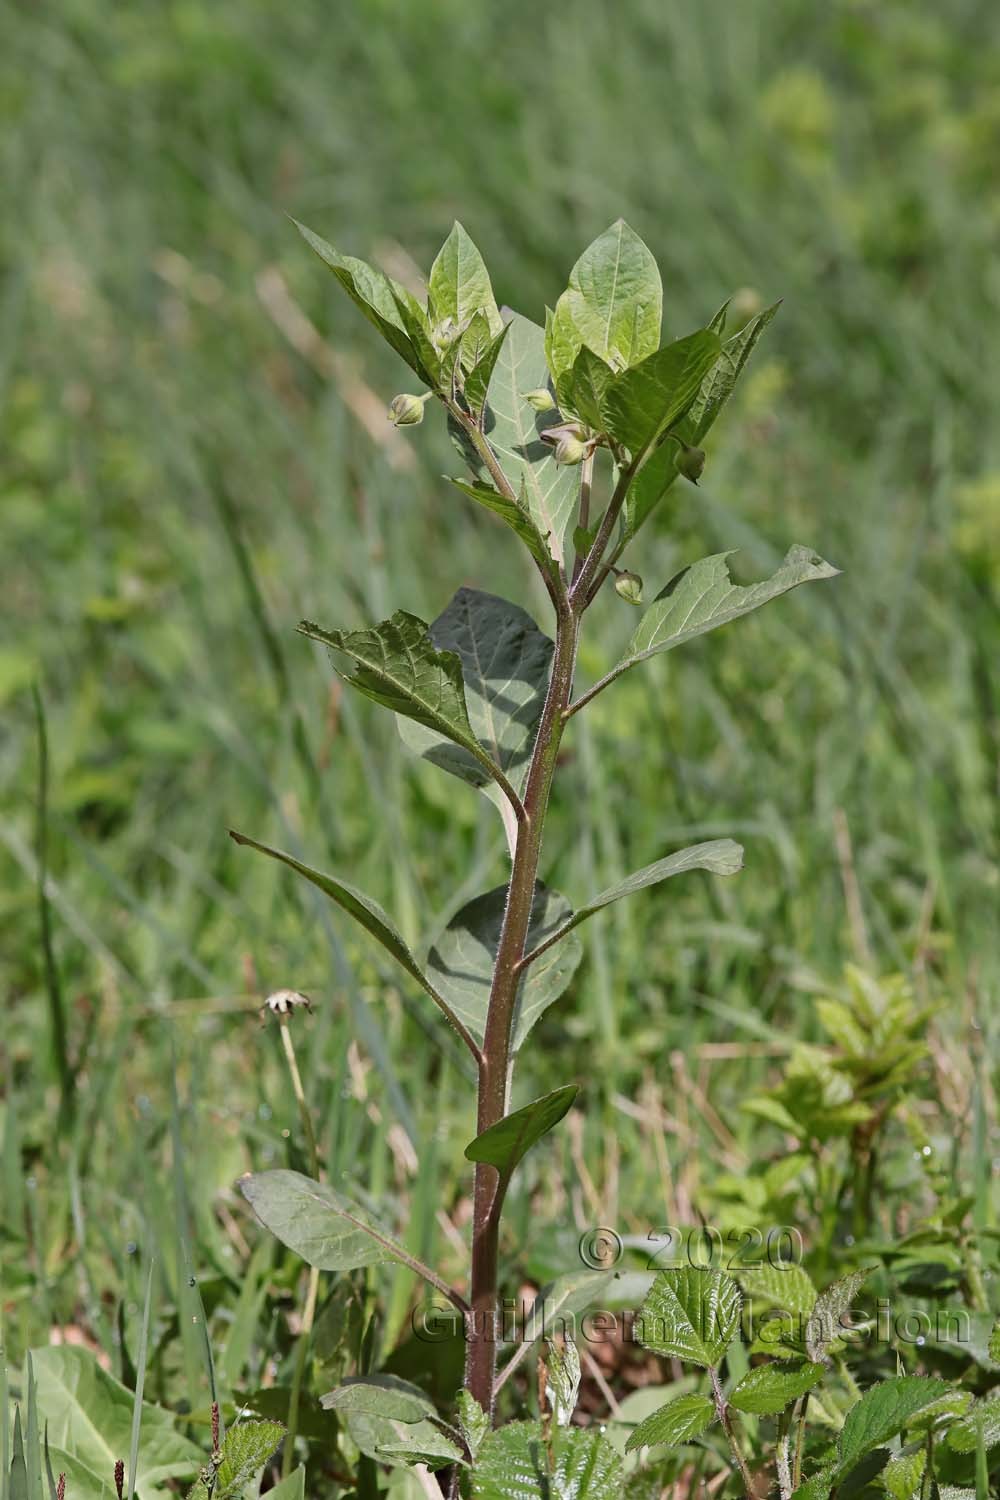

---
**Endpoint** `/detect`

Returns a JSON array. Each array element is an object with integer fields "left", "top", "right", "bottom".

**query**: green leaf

[
  {"left": 677, "top": 302, "right": 781, "bottom": 446},
  {"left": 561, "top": 346, "right": 616, "bottom": 428},
  {"left": 988, "top": 1320, "right": 1000, "bottom": 1366},
  {"left": 294, "top": 220, "right": 432, "bottom": 383},
  {"left": 396, "top": 588, "right": 553, "bottom": 801},
  {"left": 427, "top": 883, "right": 582, "bottom": 1051},
  {"left": 522, "top": 841, "right": 743, "bottom": 964},
  {"left": 544, "top": 1341, "right": 582, "bottom": 1429},
  {"left": 465, "top": 324, "right": 512, "bottom": 414},
  {"left": 838, "top": 1378, "right": 952, "bottom": 1472},
  {"left": 341, "top": 1383, "right": 463, "bottom": 1472},
  {"left": 456, "top": 1392, "right": 490, "bottom": 1463},
  {"left": 321, "top": 1376, "right": 434, "bottom": 1424},
  {"left": 881, "top": 1449, "right": 926, "bottom": 1500},
  {"left": 300, "top": 610, "right": 510, "bottom": 789},
  {"left": 484, "top": 313, "right": 581, "bottom": 568},
  {"left": 636, "top": 1269, "right": 742, "bottom": 1368},
  {"left": 449, "top": 479, "right": 555, "bottom": 572},
  {"left": 947, "top": 1391, "right": 1000, "bottom": 1454},
  {"left": 554, "top": 220, "right": 662, "bottom": 372},
  {"left": 805, "top": 1268, "right": 873, "bottom": 1363},
  {"left": 609, "top": 546, "right": 839, "bottom": 691},
  {"left": 241, "top": 1170, "right": 419, "bottom": 1275},
  {"left": 461, "top": 311, "right": 495, "bottom": 371},
  {"left": 214, "top": 1419, "right": 285, "bottom": 1499},
  {"left": 601, "top": 330, "right": 722, "bottom": 457},
  {"left": 10, "top": 1409, "right": 27, "bottom": 1500},
  {"left": 545, "top": 297, "right": 585, "bottom": 387},
  {"left": 738, "top": 1264, "right": 817, "bottom": 1318},
  {"left": 729, "top": 1362, "right": 826, "bottom": 1416},
  {"left": 620, "top": 440, "right": 680, "bottom": 548},
  {"left": 624, "top": 1393, "right": 716, "bottom": 1453},
  {"left": 465, "top": 1086, "right": 577, "bottom": 1178},
  {"left": 228, "top": 833, "right": 469, "bottom": 1045},
  {"left": 474, "top": 1423, "right": 623, "bottom": 1500},
  {"left": 791, "top": 1467, "right": 838, "bottom": 1500},
  {"left": 30, "top": 1347, "right": 202, "bottom": 1500},
  {"left": 429, "top": 223, "right": 502, "bottom": 336},
  {"left": 266, "top": 1468, "right": 306, "bottom": 1500}
]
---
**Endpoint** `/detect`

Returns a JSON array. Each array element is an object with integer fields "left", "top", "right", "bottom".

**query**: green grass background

[{"left": 2, "top": 0, "right": 999, "bottom": 1400}]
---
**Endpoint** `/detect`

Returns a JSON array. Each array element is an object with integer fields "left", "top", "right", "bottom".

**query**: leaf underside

[{"left": 427, "top": 883, "right": 583, "bottom": 1051}]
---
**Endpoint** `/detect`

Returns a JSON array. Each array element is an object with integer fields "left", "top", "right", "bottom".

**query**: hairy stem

[
  {"left": 709, "top": 1366, "right": 754, "bottom": 1498},
  {"left": 776, "top": 1409, "right": 793, "bottom": 1500},
  {"left": 466, "top": 600, "right": 580, "bottom": 1419}
]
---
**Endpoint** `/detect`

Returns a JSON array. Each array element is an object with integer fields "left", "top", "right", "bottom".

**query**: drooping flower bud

[
  {"left": 524, "top": 387, "right": 556, "bottom": 413},
  {"left": 540, "top": 422, "right": 587, "bottom": 466},
  {"left": 614, "top": 570, "right": 644, "bottom": 606},
  {"left": 556, "top": 434, "right": 587, "bottom": 465},
  {"left": 387, "top": 393, "right": 429, "bottom": 427},
  {"left": 431, "top": 316, "right": 461, "bottom": 351},
  {"left": 676, "top": 442, "right": 706, "bottom": 483}
]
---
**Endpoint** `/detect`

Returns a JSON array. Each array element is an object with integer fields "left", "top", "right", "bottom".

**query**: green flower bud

[
  {"left": 524, "top": 387, "right": 556, "bottom": 413},
  {"left": 540, "top": 422, "right": 587, "bottom": 466},
  {"left": 676, "top": 442, "right": 706, "bottom": 483},
  {"left": 614, "top": 570, "right": 644, "bottom": 606},
  {"left": 552, "top": 433, "right": 586, "bottom": 465},
  {"left": 431, "top": 316, "right": 461, "bottom": 351},
  {"left": 388, "top": 393, "right": 429, "bottom": 427}
]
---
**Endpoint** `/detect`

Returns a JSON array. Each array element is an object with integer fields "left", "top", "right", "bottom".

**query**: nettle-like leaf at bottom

[
  {"left": 635, "top": 1268, "right": 742, "bottom": 1368},
  {"left": 624, "top": 1392, "right": 716, "bottom": 1453},
  {"left": 544, "top": 1339, "right": 582, "bottom": 1429},
  {"left": 837, "top": 1377, "right": 952, "bottom": 1472},
  {"left": 805, "top": 1266, "right": 873, "bottom": 1363},
  {"left": 427, "top": 883, "right": 583, "bottom": 1051},
  {"left": 473, "top": 1422, "right": 623, "bottom": 1500},
  {"left": 571, "top": 547, "right": 840, "bottom": 714},
  {"left": 729, "top": 1361, "right": 826, "bottom": 1416},
  {"left": 213, "top": 1420, "right": 285, "bottom": 1500}
]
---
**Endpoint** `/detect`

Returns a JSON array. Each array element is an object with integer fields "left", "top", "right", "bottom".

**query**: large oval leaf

[
  {"left": 398, "top": 588, "right": 553, "bottom": 801},
  {"left": 550, "top": 220, "right": 662, "bottom": 376},
  {"left": 30, "top": 1347, "right": 202, "bottom": 1500},
  {"left": 484, "top": 313, "right": 580, "bottom": 569},
  {"left": 427, "top": 883, "right": 583, "bottom": 1051},
  {"left": 241, "top": 1170, "right": 403, "bottom": 1270}
]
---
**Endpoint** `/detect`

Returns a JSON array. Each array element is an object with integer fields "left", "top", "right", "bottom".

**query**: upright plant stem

[{"left": 466, "top": 599, "right": 580, "bottom": 1418}]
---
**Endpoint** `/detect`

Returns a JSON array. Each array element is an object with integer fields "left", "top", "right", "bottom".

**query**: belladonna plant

[{"left": 230, "top": 217, "right": 839, "bottom": 1488}]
